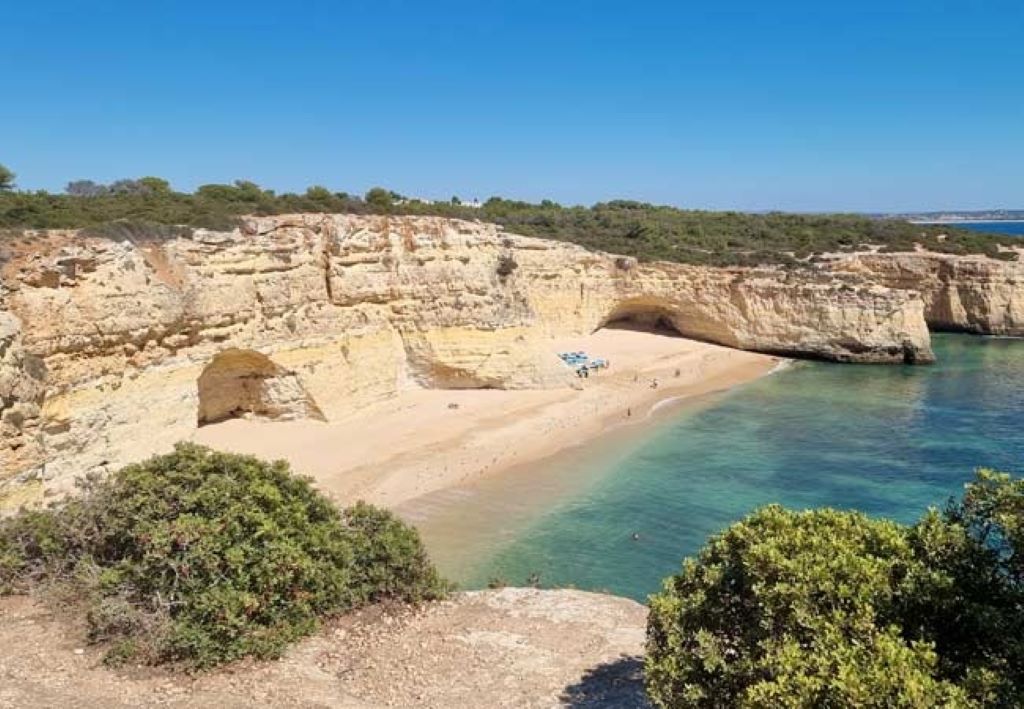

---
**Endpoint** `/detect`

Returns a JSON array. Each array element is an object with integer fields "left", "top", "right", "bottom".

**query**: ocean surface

[
  {"left": 415, "top": 334, "right": 1024, "bottom": 601},
  {"left": 938, "top": 220, "right": 1024, "bottom": 236}
]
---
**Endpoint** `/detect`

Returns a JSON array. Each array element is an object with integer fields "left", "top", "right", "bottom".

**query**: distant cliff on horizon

[{"left": 880, "top": 208, "right": 1024, "bottom": 222}]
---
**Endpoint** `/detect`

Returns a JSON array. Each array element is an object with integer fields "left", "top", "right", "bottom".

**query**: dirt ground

[{"left": 0, "top": 588, "right": 650, "bottom": 709}]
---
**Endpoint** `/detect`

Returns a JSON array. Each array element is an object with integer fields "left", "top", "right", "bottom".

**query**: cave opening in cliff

[
  {"left": 601, "top": 312, "right": 683, "bottom": 337},
  {"left": 598, "top": 300, "right": 686, "bottom": 339},
  {"left": 196, "top": 349, "right": 325, "bottom": 426}
]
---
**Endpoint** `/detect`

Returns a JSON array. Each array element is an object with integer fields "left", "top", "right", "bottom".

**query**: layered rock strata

[
  {"left": 826, "top": 251, "right": 1024, "bottom": 335},
  {"left": 3, "top": 214, "right": 1015, "bottom": 505}
]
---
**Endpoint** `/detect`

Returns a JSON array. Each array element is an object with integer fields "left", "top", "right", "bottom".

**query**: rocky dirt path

[{"left": 0, "top": 588, "right": 650, "bottom": 708}]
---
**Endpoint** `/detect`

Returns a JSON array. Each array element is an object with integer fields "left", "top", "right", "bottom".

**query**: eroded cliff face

[
  {"left": 0, "top": 214, "right": 958, "bottom": 506},
  {"left": 0, "top": 310, "right": 46, "bottom": 505},
  {"left": 826, "top": 252, "right": 1024, "bottom": 336}
]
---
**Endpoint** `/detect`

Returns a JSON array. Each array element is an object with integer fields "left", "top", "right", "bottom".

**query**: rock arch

[{"left": 196, "top": 349, "right": 325, "bottom": 426}]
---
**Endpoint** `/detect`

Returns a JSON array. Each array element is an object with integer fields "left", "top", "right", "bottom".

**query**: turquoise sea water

[{"left": 425, "top": 335, "right": 1024, "bottom": 601}]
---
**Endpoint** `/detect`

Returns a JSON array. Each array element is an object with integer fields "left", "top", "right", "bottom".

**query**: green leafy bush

[
  {"left": 911, "top": 470, "right": 1024, "bottom": 704},
  {"left": 0, "top": 163, "right": 14, "bottom": 191},
  {"left": 646, "top": 470, "right": 1024, "bottom": 708},
  {"left": 0, "top": 444, "right": 449, "bottom": 668},
  {"left": 496, "top": 253, "right": 518, "bottom": 277},
  {"left": 343, "top": 501, "right": 449, "bottom": 604},
  {"left": 0, "top": 176, "right": 1016, "bottom": 267}
]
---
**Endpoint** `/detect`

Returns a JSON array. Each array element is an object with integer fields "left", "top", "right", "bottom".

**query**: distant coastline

[
  {"left": 886, "top": 207, "right": 1024, "bottom": 223},
  {"left": 909, "top": 219, "right": 1024, "bottom": 224},
  {"left": 905, "top": 219, "right": 1024, "bottom": 237}
]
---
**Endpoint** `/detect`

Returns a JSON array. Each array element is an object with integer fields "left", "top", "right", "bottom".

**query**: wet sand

[{"left": 194, "top": 329, "right": 780, "bottom": 510}]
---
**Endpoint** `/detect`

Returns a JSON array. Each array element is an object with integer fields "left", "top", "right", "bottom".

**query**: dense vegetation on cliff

[
  {"left": 0, "top": 167, "right": 1016, "bottom": 267},
  {"left": 646, "top": 470, "right": 1024, "bottom": 708},
  {"left": 0, "top": 444, "right": 449, "bottom": 668}
]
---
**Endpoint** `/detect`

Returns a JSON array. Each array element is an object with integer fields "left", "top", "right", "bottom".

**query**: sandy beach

[{"left": 194, "top": 328, "right": 780, "bottom": 510}]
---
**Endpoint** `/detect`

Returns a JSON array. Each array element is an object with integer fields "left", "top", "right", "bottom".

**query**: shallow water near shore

[{"left": 414, "top": 334, "right": 1024, "bottom": 601}]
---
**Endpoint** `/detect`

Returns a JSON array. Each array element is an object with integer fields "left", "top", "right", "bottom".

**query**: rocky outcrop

[
  {"left": 0, "top": 214, "right": 980, "bottom": 505},
  {"left": 826, "top": 252, "right": 1024, "bottom": 335},
  {"left": 196, "top": 348, "right": 326, "bottom": 425},
  {"left": 0, "top": 310, "right": 46, "bottom": 505},
  {"left": 0, "top": 588, "right": 648, "bottom": 708}
]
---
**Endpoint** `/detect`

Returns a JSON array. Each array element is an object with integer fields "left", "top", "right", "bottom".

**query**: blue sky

[{"left": 2, "top": 1, "right": 1022, "bottom": 211}]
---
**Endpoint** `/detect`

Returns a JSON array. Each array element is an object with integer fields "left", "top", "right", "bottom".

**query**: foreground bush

[
  {"left": 646, "top": 471, "right": 1023, "bottom": 708},
  {"left": 0, "top": 444, "right": 449, "bottom": 668}
]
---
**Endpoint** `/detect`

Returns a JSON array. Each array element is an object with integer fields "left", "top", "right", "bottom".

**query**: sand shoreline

[{"left": 195, "top": 329, "right": 781, "bottom": 511}]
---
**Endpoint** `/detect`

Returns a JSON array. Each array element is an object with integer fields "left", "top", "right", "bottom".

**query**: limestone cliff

[
  {"left": 825, "top": 251, "right": 1024, "bottom": 336},
  {"left": 1, "top": 214, "right": 995, "bottom": 506}
]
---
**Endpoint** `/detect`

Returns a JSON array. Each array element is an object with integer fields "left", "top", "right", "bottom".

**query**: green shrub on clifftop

[
  {"left": 0, "top": 172, "right": 1016, "bottom": 267},
  {"left": 645, "top": 507, "right": 969, "bottom": 707},
  {"left": 645, "top": 471, "right": 1024, "bottom": 708},
  {"left": 0, "top": 444, "right": 449, "bottom": 668}
]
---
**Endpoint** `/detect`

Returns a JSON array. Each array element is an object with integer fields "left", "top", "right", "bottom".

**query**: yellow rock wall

[
  {"left": 828, "top": 252, "right": 1024, "bottom": 335},
  {"left": 0, "top": 214, "right": 964, "bottom": 505}
]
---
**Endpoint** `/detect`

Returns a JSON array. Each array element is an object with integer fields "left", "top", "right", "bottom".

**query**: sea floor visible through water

[{"left": 409, "top": 334, "right": 1024, "bottom": 601}]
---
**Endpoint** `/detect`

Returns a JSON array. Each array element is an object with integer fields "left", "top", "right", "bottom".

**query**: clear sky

[{"left": 3, "top": 1, "right": 1022, "bottom": 212}]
